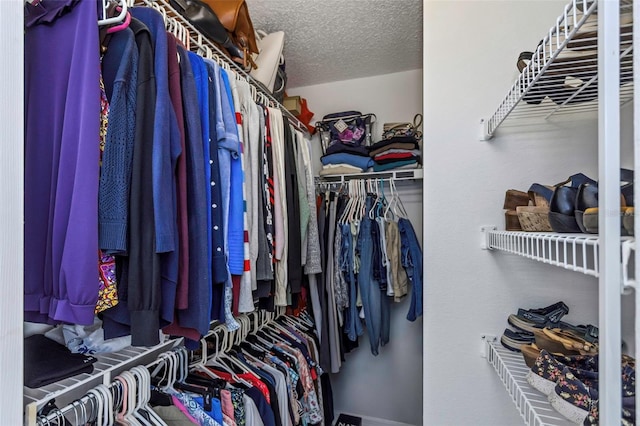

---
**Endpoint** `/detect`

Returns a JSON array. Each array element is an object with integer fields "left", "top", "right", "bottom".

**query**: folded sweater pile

[
  {"left": 369, "top": 136, "right": 421, "bottom": 172},
  {"left": 320, "top": 142, "right": 373, "bottom": 174}
]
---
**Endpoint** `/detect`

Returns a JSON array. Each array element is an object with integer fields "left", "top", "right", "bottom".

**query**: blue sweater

[
  {"left": 131, "top": 7, "right": 180, "bottom": 254},
  {"left": 99, "top": 27, "right": 137, "bottom": 254},
  {"left": 320, "top": 152, "right": 374, "bottom": 170},
  {"left": 220, "top": 69, "right": 244, "bottom": 275},
  {"left": 189, "top": 52, "right": 214, "bottom": 306}
]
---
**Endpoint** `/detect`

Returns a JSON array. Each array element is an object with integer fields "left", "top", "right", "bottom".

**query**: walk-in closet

[
  {"left": 13, "top": 0, "right": 640, "bottom": 424},
  {"left": 2, "top": 1, "right": 424, "bottom": 425}
]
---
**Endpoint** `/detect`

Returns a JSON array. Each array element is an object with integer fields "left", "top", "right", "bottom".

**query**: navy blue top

[
  {"left": 204, "top": 60, "right": 228, "bottom": 286},
  {"left": 245, "top": 386, "right": 276, "bottom": 426},
  {"left": 100, "top": 27, "right": 138, "bottom": 254},
  {"left": 189, "top": 51, "right": 214, "bottom": 304},
  {"left": 131, "top": 7, "right": 181, "bottom": 254}
]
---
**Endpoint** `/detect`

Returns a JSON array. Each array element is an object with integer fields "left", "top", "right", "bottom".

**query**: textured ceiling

[{"left": 245, "top": 0, "right": 423, "bottom": 89}]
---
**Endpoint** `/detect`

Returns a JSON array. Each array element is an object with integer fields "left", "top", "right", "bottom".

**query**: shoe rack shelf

[
  {"left": 23, "top": 337, "right": 182, "bottom": 426},
  {"left": 483, "top": 230, "right": 636, "bottom": 288},
  {"left": 481, "top": 0, "right": 633, "bottom": 139},
  {"left": 485, "top": 340, "right": 575, "bottom": 426}
]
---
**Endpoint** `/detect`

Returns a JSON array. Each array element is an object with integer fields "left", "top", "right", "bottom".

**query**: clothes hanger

[
  {"left": 106, "top": 9, "right": 131, "bottom": 34},
  {"left": 149, "top": 1, "right": 167, "bottom": 24},
  {"left": 118, "top": 372, "right": 143, "bottom": 426},
  {"left": 114, "top": 374, "right": 132, "bottom": 426},
  {"left": 86, "top": 388, "right": 105, "bottom": 426},
  {"left": 264, "top": 317, "right": 301, "bottom": 339},
  {"left": 347, "top": 180, "right": 361, "bottom": 225},
  {"left": 390, "top": 179, "right": 409, "bottom": 219},
  {"left": 216, "top": 328, "right": 262, "bottom": 378},
  {"left": 165, "top": 348, "right": 214, "bottom": 405},
  {"left": 90, "top": 383, "right": 114, "bottom": 426},
  {"left": 64, "top": 400, "right": 85, "bottom": 426},
  {"left": 339, "top": 181, "right": 356, "bottom": 224},
  {"left": 202, "top": 328, "right": 252, "bottom": 385},
  {"left": 189, "top": 334, "right": 228, "bottom": 383},
  {"left": 131, "top": 366, "right": 168, "bottom": 426},
  {"left": 112, "top": 380, "right": 125, "bottom": 424},
  {"left": 280, "top": 314, "right": 313, "bottom": 331},
  {"left": 98, "top": 0, "right": 127, "bottom": 27}
]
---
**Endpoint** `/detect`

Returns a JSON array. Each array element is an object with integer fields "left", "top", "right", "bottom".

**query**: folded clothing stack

[
  {"left": 319, "top": 142, "right": 373, "bottom": 175},
  {"left": 369, "top": 136, "right": 421, "bottom": 172},
  {"left": 24, "top": 334, "right": 98, "bottom": 388}
]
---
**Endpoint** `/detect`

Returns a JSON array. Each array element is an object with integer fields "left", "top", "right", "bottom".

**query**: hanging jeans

[
  {"left": 340, "top": 223, "right": 362, "bottom": 341},
  {"left": 357, "top": 197, "right": 382, "bottom": 355},
  {"left": 371, "top": 217, "right": 391, "bottom": 346},
  {"left": 399, "top": 218, "right": 423, "bottom": 321}
]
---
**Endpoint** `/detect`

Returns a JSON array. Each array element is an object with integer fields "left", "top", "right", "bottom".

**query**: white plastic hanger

[
  {"left": 390, "top": 179, "right": 409, "bottom": 218},
  {"left": 86, "top": 387, "right": 106, "bottom": 426},
  {"left": 98, "top": 0, "right": 127, "bottom": 26},
  {"left": 131, "top": 366, "right": 168, "bottom": 426}
]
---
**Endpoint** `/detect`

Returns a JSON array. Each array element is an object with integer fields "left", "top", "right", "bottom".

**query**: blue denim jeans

[
  {"left": 358, "top": 197, "right": 389, "bottom": 355},
  {"left": 372, "top": 217, "right": 390, "bottom": 346},
  {"left": 340, "top": 223, "right": 363, "bottom": 341},
  {"left": 399, "top": 218, "right": 423, "bottom": 321},
  {"left": 357, "top": 214, "right": 380, "bottom": 355}
]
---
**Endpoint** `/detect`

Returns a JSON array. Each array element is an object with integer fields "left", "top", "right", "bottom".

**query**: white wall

[
  {"left": 425, "top": 1, "right": 635, "bottom": 425},
  {"left": 0, "top": 1, "right": 23, "bottom": 425},
  {"left": 289, "top": 69, "right": 424, "bottom": 425}
]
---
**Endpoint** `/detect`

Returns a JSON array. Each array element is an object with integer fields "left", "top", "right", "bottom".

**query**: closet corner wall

[
  {"left": 424, "top": 0, "right": 610, "bottom": 424},
  {"left": 290, "top": 68, "right": 424, "bottom": 425},
  {"left": 0, "top": 1, "right": 24, "bottom": 425}
]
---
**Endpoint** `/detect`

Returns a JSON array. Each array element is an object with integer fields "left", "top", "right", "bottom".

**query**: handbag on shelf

[
  {"left": 250, "top": 29, "right": 285, "bottom": 93},
  {"left": 169, "top": 0, "right": 258, "bottom": 70},
  {"left": 382, "top": 113, "right": 423, "bottom": 140},
  {"left": 203, "top": 0, "right": 259, "bottom": 69},
  {"left": 272, "top": 58, "right": 287, "bottom": 103},
  {"left": 315, "top": 111, "right": 376, "bottom": 154}
]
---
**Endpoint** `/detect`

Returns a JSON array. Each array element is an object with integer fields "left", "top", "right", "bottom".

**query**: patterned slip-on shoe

[
  {"left": 548, "top": 368, "right": 595, "bottom": 424},
  {"left": 526, "top": 350, "right": 598, "bottom": 396},
  {"left": 581, "top": 393, "right": 635, "bottom": 425},
  {"left": 550, "top": 363, "right": 636, "bottom": 424}
]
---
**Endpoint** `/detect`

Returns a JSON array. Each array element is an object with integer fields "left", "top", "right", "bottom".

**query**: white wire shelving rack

[
  {"left": 484, "top": 230, "right": 636, "bottom": 286},
  {"left": 481, "top": 0, "right": 635, "bottom": 421},
  {"left": 484, "top": 339, "right": 575, "bottom": 426},
  {"left": 314, "top": 168, "right": 424, "bottom": 186},
  {"left": 23, "top": 337, "right": 182, "bottom": 426},
  {"left": 481, "top": 0, "right": 633, "bottom": 139}
]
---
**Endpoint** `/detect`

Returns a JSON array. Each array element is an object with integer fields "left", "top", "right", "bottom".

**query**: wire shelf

[
  {"left": 314, "top": 168, "right": 424, "bottom": 185},
  {"left": 486, "top": 230, "right": 636, "bottom": 284},
  {"left": 485, "top": 0, "right": 634, "bottom": 138},
  {"left": 23, "top": 337, "right": 181, "bottom": 426},
  {"left": 142, "top": 0, "right": 309, "bottom": 134},
  {"left": 486, "top": 340, "right": 576, "bottom": 426}
]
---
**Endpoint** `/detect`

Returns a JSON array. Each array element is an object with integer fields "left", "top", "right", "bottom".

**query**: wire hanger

[{"left": 391, "top": 179, "right": 409, "bottom": 218}]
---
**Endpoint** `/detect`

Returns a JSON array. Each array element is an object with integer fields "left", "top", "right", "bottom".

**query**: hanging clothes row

[
  {"left": 36, "top": 310, "right": 333, "bottom": 426},
  {"left": 23, "top": 0, "right": 321, "bottom": 348},
  {"left": 312, "top": 178, "right": 423, "bottom": 370}
]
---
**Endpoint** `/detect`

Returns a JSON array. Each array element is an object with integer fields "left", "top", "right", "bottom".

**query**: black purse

[{"left": 169, "top": 0, "right": 244, "bottom": 61}]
